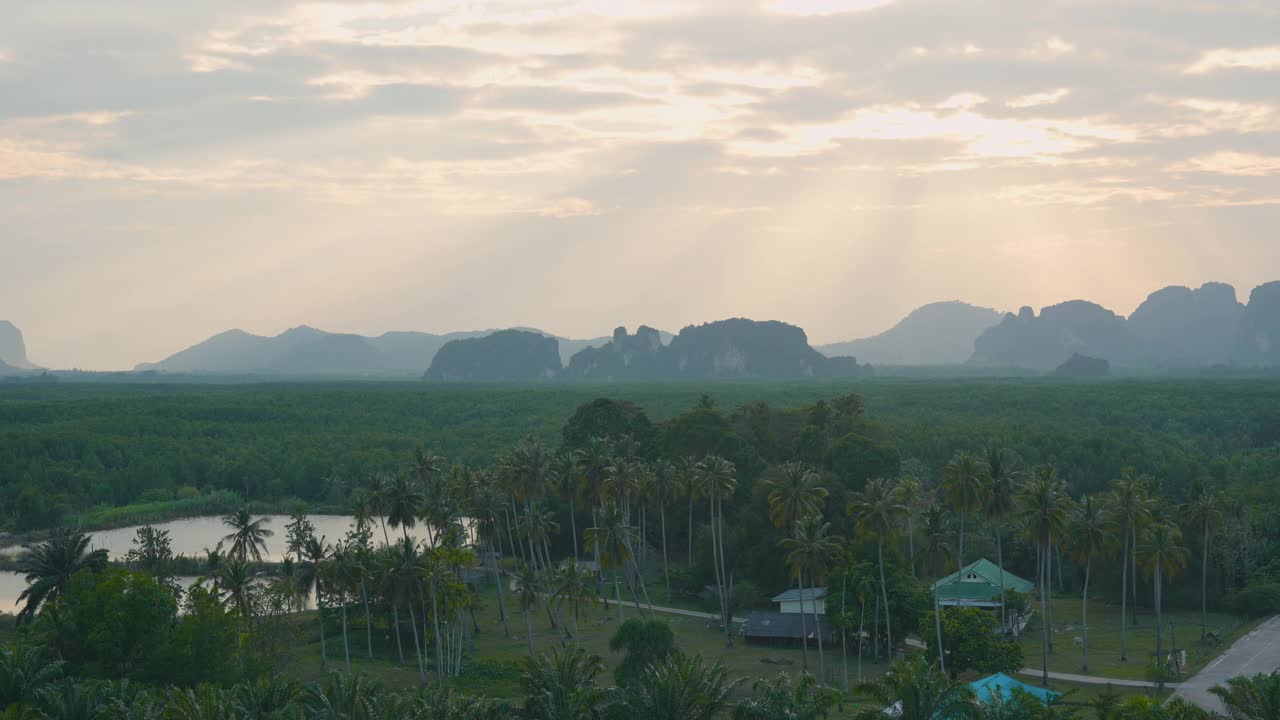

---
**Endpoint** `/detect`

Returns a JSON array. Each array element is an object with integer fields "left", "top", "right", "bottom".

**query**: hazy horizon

[{"left": 4, "top": 0, "right": 1279, "bottom": 370}]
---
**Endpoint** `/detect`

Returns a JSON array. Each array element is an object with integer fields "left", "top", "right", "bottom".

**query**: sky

[{"left": 2, "top": 0, "right": 1280, "bottom": 370}]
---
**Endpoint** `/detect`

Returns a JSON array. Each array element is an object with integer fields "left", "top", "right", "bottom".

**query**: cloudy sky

[{"left": 3, "top": 0, "right": 1280, "bottom": 369}]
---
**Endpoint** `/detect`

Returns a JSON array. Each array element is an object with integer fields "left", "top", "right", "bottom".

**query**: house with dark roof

[
  {"left": 933, "top": 558, "right": 1033, "bottom": 609},
  {"left": 742, "top": 611, "right": 835, "bottom": 646}
]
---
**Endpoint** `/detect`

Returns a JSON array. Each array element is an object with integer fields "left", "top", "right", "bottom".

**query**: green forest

[{"left": 3, "top": 379, "right": 1280, "bottom": 719}]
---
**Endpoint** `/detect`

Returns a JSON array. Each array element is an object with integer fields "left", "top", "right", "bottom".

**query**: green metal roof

[{"left": 932, "top": 558, "right": 1034, "bottom": 601}]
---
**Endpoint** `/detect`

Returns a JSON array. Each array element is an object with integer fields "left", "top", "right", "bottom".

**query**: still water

[{"left": 0, "top": 514, "right": 444, "bottom": 613}]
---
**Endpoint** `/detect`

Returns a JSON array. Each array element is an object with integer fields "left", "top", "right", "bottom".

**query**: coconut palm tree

[
  {"left": 920, "top": 505, "right": 953, "bottom": 580},
  {"left": 385, "top": 473, "right": 426, "bottom": 541},
  {"left": 1018, "top": 465, "right": 1074, "bottom": 686},
  {"left": 512, "top": 564, "right": 541, "bottom": 658},
  {"left": 652, "top": 460, "right": 675, "bottom": 603},
  {"left": 216, "top": 556, "right": 255, "bottom": 654},
  {"left": 982, "top": 447, "right": 1018, "bottom": 633},
  {"left": 1068, "top": 494, "right": 1109, "bottom": 672},
  {"left": 1209, "top": 672, "right": 1280, "bottom": 720},
  {"left": 1139, "top": 521, "right": 1189, "bottom": 675},
  {"left": 764, "top": 462, "right": 829, "bottom": 534},
  {"left": 585, "top": 500, "right": 648, "bottom": 618},
  {"left": 848, "top": 477, "right": 906, "bottom": 660},
  {"left": 675, "top": 455, "right": 701, "bottom": 567},
  {"left": 1110, "top": 468, "right": 1155, "bottom": 661},
  {"left": 896, "top": 474, "right": 923, "bottom": 578},
  {"left": 511, "top": 437, "right": 552, "bottom": 571},
  {"left": 854, "top": 656, "right": 977, "bottom": 720},
  {"left": 1182, "top": 481, "right": 1223, "bottom": 642},
  {"left": 468, "top": 483, "right": 511, "bottom": 638},
  {"left": 299, "top": 535, "right": 333, "bottom": 673},
  {"left": 14, "top": 528, "right": 109, "bottom": 623},
  {"left": 384, "top": 536, "right": 428, "bottom": 683},
  {"left": 695, "top": 455, "right": 738, "bottom": 647},
  {"left": 780, "top": 515, "right": 843, "bottom": 686},
  {"left": 551, "top": 449, "right": 585, "bottom": 562},
  {"left": 0, "top": 644, "right": 64, "bottom": 709},
  {"left": 616, "top": 654, "right": 740, "bottom": 720},
  {"left": 940, "top": 451, "right": 988, "bottom": 574},
  {"left": 552, "top": 559, "right": 597, "bottom": 648},
  {"left": 221, "top": 507, "right": 274, "bottom": 563},
  {"left": 327, "top": 540, "right": 368, "bottom": 675}
]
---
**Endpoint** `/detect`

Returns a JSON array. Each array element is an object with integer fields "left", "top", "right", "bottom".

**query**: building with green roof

[{"left": 932, "top": 558, "right": 1034, "bottom": 609}]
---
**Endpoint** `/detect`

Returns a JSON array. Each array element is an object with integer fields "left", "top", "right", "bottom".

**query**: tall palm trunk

[
  {"left": 1131, "top": 526, "right": 1140, "bottom": 626},
  {"left": 523, "top": 606, "right": 535, "bottom": 658},
  {"left": 842, "top": 574, "right": 850, "bottom": 693},
  {"left": 570, "top": 496, "right": 579, "bottom": 562},
  {"left": 1120, "top": 529, "right": 1130, "bottom": 661},
  {"left": 797, "top": 571, "right": 811, "bottom": 671},
  {"left": 1081, "top": 556, "right": 1091, "bottom": 672},
  {"left": 877, "top": 539, "right": 892, "bottom": 660},
  {"left": 488, "top": 539, "right": 511, "bottom": 637},
  {"left": 857, "top": 598, "right": 865, "bottom": 682},
  {"left": 812, "top": 570, "right": 827, "bottom": 687},
  {"left": 1046, "top": 541, "right": 1055, "bottom": 655},
  {"left": 907, "top": 516, "right": 916, "bottom": 578},
  {"left": 1039, "top": 537, "right": 1049, "bottom": 687},
  {"left": 360, "top": 580, "right": 373, "bottom": 659},
  {"left": 660, "top": 503, "right": 670, "bottom": 603},
  {"left": 432, "top": 582, "right": 444, "bottom": 683},
  {"left": 934, "top": 581, "right": 945, "bottom": 675},
  {"left": 341, "top": 598, "right": 351, "bottom": 675},
  {"left": 1155, "top": 565, "right": 1164, "bottom": 673},
  {"left": 957, "top": 509, "right": 966, "bottom": 573},
  {"left": 716, "top": 495, "right": 733, "bottom": 647},
  {"left": 687, "top": 492, "right": 694, "bottom": 566},
  {"left": 393, "top": 605, "right": 405, "bottom": 663},
  {"left": 1201, "top": 517, "right": 1210, "bottom": 641},
  {"left": 996, "top": 528, "right": 1006, "bottom": 634},
  {"left": 318, "top": 592, "right": 329, "bottom": 672},
  {"left": 709, "top": 497, "right": 726, "bottom": 631},
  {"left": 407, "top": 602, "right": 427, "bottom": 684},
  {"left": 615, "top": 573, "right": 624, "bottom": 623}
]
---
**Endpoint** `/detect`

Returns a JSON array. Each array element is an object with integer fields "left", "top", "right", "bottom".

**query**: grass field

[{"left": 1018, "top": 595, "right": 1257, "bottom": 681}]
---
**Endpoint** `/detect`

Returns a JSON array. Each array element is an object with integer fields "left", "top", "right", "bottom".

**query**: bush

[
  {"left": 1230, "top": 583, "right": 1280, "bottom": 617},
  {"left": 924, "top": 606, "right": 1024, "bottom": 678}
]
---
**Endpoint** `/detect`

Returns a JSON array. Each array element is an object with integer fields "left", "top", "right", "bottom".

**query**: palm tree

[
  {"left": 585, "top": 500, "right": 649, "bottom": 618},
  {"left": 1110, "top": 468, "right": 1154, "bottom": 661},
  {"left": 848, "top": 477, "right": 906, "bottom": 660},
  {"left": 733, "top": 671, "right": 840, "bottom": 720},
  {"left": 511, "top": 437, "right": 552, "bottom": 571},
  {"left": 327, "top": 540, "right": 368, "bottom": 675},
  {"left": 519, "top": 645, "right": 610, "bottom": 720},
  {"left": 299, "top": 535, "right": 333, "bottom": 673},
  {"left": 941, "top": 451, "right": 988, "bottom": 573},
  {"left": 384, "top": 536, "right": 428, "bottom": 683},
  {"left": 216, "top": 556, "right": 255, "bottom": 654},
  {"left": 983, "top": 447, "right": 1018, "bottom": 633},
  {"left": 1068, "top": 494, "right": 1109, "bottom": 672},
  {"left": 676, "top": 455, "right": 701, "bottom": 567},
  {"left": 513, "top": 564, "right": 541, "bottom": 658},
  {"left": 14, "top": 528, "right": 109, "bottom": 623},
  {"left": 896, "top": 474, "right": 923, "bottom": 577},
  {"left": 653, "top": 460, "right": 675, "bottom": 603},
  {"left": 1182, "top": 481, "right": 1223, "bottom": 642},
  {"left": 780, "top": 516, "right": 843, "bottom": 686},
  {"left": 552, "top": 559, "right": 597, "bottom": 647},
  {"left": 385, "top": 472, "right": 426, "bottom": 541},
  {"left": 1139, "top": 521, "right": 1189, "bottom": 675},
  {"left": 695, "top": 455, "right": 738, "bottom": 647},
  {"left": 551, "top": 449, "right": 584, "bottom": 562},
  {"left": 920, "top": 505, "right": 953, "bottom": 579},
  {"left": 1209, "top": 672, "right": 1280, "bottom": 720},
  {"left": 617, "top": 654, "right": 740, "bottom": 720},
  {"left": 854, "top": 656, "right": 977, "bottom": 720},
  {"left": 469, "top": 483, "right": 512, "bottom": 638},
  {"left": 0, "top": 644, "right": 64, "bottom": 709},
  {"left": 1018, "top": 465, "right": 1073, "bottom": 686},
  {"left": 221, "top": 507, "right": 274, "bottom": 563},
  {"left": 764, "top": 462, "right": 829, "bottom": 532}
]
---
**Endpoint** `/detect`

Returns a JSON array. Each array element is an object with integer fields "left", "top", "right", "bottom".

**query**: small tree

[
  {"left": 923, "top": 607, "right": 1024, "bottom": 679},
  {"left": 608, "top": 618, "right": 676, "bottom": 686}
]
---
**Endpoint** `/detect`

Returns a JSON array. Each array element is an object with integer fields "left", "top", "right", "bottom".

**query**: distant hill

[
  {"left": 138, "top": 326, "right": 614, "bottom": 375},
  {"left": 1236, "top": 281, "right": 1280, "bottom": 366},
  {"left": 817, "top": 302, "right": 1002, "bottom": 365},
  {"left": 1055, "top": 353, "right": 1110, "bottom": 378},
  {"left": 971, "top": 301, "right": 1139, "bottom": 370},
  {"left": 1128, "top": 283, "right": 1243, "bottom": 367},
  {"left": 564, "top": 326, "right": 667, "bottom": 380},
  {"left": 0, "top": 321, "right": 35, "bottom": 369},
  {"left": 425, "top": 330, "right": 562, "bottom": 381}
]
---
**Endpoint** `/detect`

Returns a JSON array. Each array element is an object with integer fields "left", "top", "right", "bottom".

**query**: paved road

[
  {"left": 608, "top": 597, "right": 746, "bottom": 623},
  {"left": 1172, "top": 615, "right": 1280, "bottom": 713},
  {"left": 1016, "top": 669, "right": 1164, "bottom": 688}
]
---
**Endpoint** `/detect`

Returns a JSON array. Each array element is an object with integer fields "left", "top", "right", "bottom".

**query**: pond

[{"left": 0, "top": 514, "right": 448, "bottom": 615}]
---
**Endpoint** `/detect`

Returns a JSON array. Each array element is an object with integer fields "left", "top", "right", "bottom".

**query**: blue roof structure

[{"left": 969, "top": 673, "right": 1059, "bottom": 706}]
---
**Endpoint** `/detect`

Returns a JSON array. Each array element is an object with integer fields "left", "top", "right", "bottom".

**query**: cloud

[
  {"left": 1170, "top": 152, "right": 1280, "bottom": 177},
  {"left": 534, "top": 196, "right": 600, "bottom": 218},
  {"left": 763, "top": 0, "right": 897, "bottom": 16},
  {"left": 1007, "top": 88, "right": 1070, "bottom": 108},
  {"left": 1186, "top": 47, "right": 1280, "bottom": 74}
]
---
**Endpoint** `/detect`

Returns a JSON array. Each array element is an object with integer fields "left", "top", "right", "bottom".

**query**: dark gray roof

[{"left": 743, "top": 611, "right": 835, "bottom": 641}]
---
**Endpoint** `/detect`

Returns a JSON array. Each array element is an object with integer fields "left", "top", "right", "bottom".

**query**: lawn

[
  {"left": 273, "top": 580, "right": 893, "bottom": 700},
  {"left": 1017, "top": 595, "right": 1256, "bottom": 681}
]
